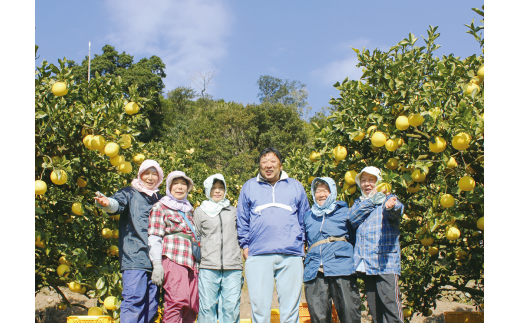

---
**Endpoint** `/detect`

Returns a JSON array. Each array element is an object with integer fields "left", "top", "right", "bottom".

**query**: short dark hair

[
  {"left": 313, "top": 179, "right": 330, "bottom": 192},
  {"left": 212, "top": 178, "right": 225, "bottom": 187},
  {"left": 258, "top": 147, "right": 283, "bottom": 164}
]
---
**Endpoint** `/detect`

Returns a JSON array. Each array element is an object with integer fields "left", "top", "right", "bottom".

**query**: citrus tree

[
  {"left": 35, "top": 51, "right": 160, "bottom": 320},
  {"left": 35, "top": 53, "right": 247, "bottom": 320},
  {"left": 284, "top": 7, "right": 484, "bottom": 320}
]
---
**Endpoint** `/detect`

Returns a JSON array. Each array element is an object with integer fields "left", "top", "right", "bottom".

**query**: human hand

[
  {"left": 94, "top": 196, "right": 110, "bottom": 207},
  {"left": 243, "top": 248, "right": 249, "bottom": 260},
  {"left": 151, "top": 260, "right": 164, "bottom": 287},
  {"left": 385, "top": 196, "right": 397, "bottom": 209}
]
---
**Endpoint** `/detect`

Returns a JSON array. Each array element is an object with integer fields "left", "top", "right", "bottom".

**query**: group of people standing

[{"left": 94, "top": 147, "right": 405, "bottom": 323}]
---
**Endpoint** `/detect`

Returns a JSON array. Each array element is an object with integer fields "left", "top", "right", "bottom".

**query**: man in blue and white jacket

[
  {"left": 237, "top": 147, "right": 310, "bottom": 323},
  {"left": 353, "top": 166, "right": 405, "bottom": 323}
]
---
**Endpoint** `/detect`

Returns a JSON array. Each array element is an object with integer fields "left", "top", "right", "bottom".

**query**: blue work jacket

[
  {"left": 108, "top": 187, "right": 163, "bottom": 272},
  {"left": 303, "top": 199, "right": 377, "bottom": 282},
  {"left": 352, "top": 194, "right": 404, "bottom": 275},
  {"left": 237, "top": 171, "right": 310, "bottom": 257}
]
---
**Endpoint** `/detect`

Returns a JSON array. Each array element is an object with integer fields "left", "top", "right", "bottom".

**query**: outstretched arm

[{"left": 383, "top": 194, "right": 404, "bottom": 221}]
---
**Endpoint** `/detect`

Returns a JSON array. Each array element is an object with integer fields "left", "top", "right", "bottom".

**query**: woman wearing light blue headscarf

[
  {"left": 303, "top": 177, "right": 387, "bottom": 323},
  {"left": 192, "top": 174, "right": 243, "bottom": 323}
]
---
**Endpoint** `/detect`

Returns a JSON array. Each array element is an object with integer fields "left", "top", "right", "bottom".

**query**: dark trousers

[
  {"left": 359, "top": 273, "right": 404, "bottom": 323},
  {"left": 304, "top": 272, "right": 361, "bottom": 323}
]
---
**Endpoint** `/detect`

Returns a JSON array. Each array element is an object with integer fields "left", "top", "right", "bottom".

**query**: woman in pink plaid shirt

[{"left": 148, "top": 170, "right": 199, "bottom": 323}]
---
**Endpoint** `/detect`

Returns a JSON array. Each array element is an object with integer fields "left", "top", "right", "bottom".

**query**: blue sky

[{"left": 35, "top": 0, "right": 483, "bottom": 118}]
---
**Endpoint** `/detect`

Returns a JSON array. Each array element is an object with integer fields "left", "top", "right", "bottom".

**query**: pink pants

[{"left": 162, "top": 256, "right": 199, "bottom": 323}]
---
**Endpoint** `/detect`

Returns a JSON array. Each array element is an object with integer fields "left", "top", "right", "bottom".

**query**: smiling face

[
  {"left": 140, "top": 167, "right": 159, "bottom": 190},
  {"left": 360, "top": 172, "right": 378, "bottom": 195},
  {"left": 259, "top": 152, "right": 282, "bottom": 184},
  {"left": 314, "top": 183, "right": 331, "bottom": 206},
  {"left": 210, "top": 180, "right": 225, "bottom": 202},
  {"left": 170, "top": 177, "right": 188, "bottom": 200}
]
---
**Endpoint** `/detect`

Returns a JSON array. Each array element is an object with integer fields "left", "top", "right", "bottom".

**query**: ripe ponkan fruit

[
  {"left": 477, "top": 65, "right": 484, "bottom": 78},
  {"left": 403, "top": 308, "right": 412, "bottom": 318},
  {"left": 102, "top": 228, "right": 113, "bottom": 238},
  {"left": 458, "top": 176, "right": 475, "bottom": 191},
  {"left": 352, "top": 132, "right": 365, "bottom": 141},
  {"left": 333, "top": 145, "right": 347, "bottom": 162},
  {"left": 452, "top": 132, "right": 471, "bottom": 150},
  {"left": 125, "top": 102, "right": 140, "bottom": 115},
  {"left": 59, "top": 256, "right": 71, "bottom": 266},
  {"left": 429, "top": 136, "right": 446, "bottom": 153},
  {"left": 118, "top": 161, "right": 133, "bottom": 173},
  {"left": 104, "top": 142, "right": 120, "bottom": 157},
  {"left": 477, "top": 217, "right": 484, "bottom": 230},
  {"left": 104, "top": 296, "right": 118, "bottom": 310},
  {"left": 308, "top": 176, "right": 316, "bottom": 185},
  {"left": 113, "top": 229, "right": 119, "bottom": 239},
  {"left": 120, "top": 134, "right": 132, "bottom": 149},
  {"left": 385, "top": 158, "right": 399, "bottom": 170},
  {"left": 440, "top": 194, "right": 455, "bottom": 208},
  {"left": 72, "top": 202, "right": 83, "bottom": 216},
  {"left": 376, "top": 182, "right": 391, "bottom": 193},
  {"left": 465, "top": 83, "right": 480, "bottom": 96},
  {"left": 445, "top": 226, "right": 461, "bottom": 240},
  {"left": 411, "top": 169, "right": 426, "bottom": 182},
  {"left": 395, "top": 116, "right": 409, "bottom": 131},
  {"left": 344, "top": 185, "right": 356, "bottom": 195},
  {"left": 35, "top": 180, "right": 47, "bottom": 195},
  {"left": 91, "top": 135, "right": 105, "bottom": 150},
  {"left": 344, "top": 170, "right": 357, "bottom": 186},
  {"left": 68, "top": 281, "right": 82, "bottom": 293},
  {"left": 428, "top": 246, "right": 439, "bottom": 256},
  {"left": 408, "top": 113, "right": 424, "bottom": 127},
  {"left": 83, "top": 135, "right": 95, "bottom": 150},
  {"left": 58, "top": 303, "right": 67, "bottom": 310},
  {"left": 309, "top": 151, "right": 321, "bottom": 162},
  {"left": 385, "top": 139, "right": 399, "bottom": 152},
  {"left": 52, "top": 82, "right": 68, "bottom": 96},
  {"left": 57, "top": 264, "right": 70, "bottom": 277},
  {"left": 420, "top": 237, "right": 434, "bottom": 246},
  {"left": 397, "top": 138, "right": 404, "bottom": 147},
  {"left": 447, "top": 157, "right": 458, "bottom": 169},
  {"left": 110, "top": 155, "right": 125, "bottom": 167},
  {"left": 88, "top": 307, "right": 103, "bottom": 316},
  {"left": 77, "top": 177, "right": 87, "bottom": 187},
  {"left": 50, "top": 170, "right": 68, "bottom": 185},
  {"left": 371, "top": 131, "right": 387, "bottom": 147},
  {"left": 407, "top": 183, "right": 421, "bottom": 193},
  {"left": 109, "top": 245, "right": 119, "bottom": 256},
  {"left": 133, "top": 153, "right": 145, "bottom": 164},
  {"left": 367, "top": 125, "right": 377, "bottom": 135}
]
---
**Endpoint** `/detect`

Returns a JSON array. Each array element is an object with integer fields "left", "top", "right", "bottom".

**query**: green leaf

[
  {"left": 96, "top": 277, "right": 106, "bottom": 290},
  {"left": 35, "top": 207, "right": 46, "bottom": 214},
  {"left": 35, "top": 111, "right": 47, "bottom": 119}
]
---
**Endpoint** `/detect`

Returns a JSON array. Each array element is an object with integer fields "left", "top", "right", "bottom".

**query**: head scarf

[
  {"left": 310, "top": 177, "right": 337, "bottom": 217},
  {"left": 131, "top": 160, "right": 164, "bottom": 197},
  {"left": 355, "top": 166, "right": 383, "bottom": 201},
  {"left": 159, "top": 171, "right": 194, "bottom": 213},
  {"left": 200, "top": 174, "right": 231, "bottom": 218}
]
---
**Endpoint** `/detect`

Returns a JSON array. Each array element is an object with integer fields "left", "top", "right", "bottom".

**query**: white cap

[{"left": 355, "top": 166, "right": 382, "bottom": 187}]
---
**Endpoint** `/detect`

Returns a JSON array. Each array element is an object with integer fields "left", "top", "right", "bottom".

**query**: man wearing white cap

[{"left": 352, "top": 166, "right": 405, "bottom": 323}]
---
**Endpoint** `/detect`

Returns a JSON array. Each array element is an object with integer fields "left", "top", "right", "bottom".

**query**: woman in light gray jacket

[{"left": 193, "top": 173, "right": 243, "bottom": 323}]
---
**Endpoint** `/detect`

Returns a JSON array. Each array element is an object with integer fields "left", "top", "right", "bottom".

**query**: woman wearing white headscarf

[
  {"left": 193, "top": 174, "right": 242, "bottom": 323},
  {"left": 148, "top": 170, "right": 199, "bottom": 323},
  {"left": 94, "top": 159, "right": 165, "bottom": 323}
]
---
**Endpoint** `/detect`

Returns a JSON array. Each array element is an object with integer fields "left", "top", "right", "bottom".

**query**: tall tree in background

[
  {"left": 71, "top": 45, "right": 167, "bottom": 142},
  {"left": 256, "top": 75, "right": 310, "bottom": 117}
]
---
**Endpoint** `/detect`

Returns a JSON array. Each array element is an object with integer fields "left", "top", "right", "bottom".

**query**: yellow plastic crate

[
  {"left": 67, "top": 316, "right": 114, "bottom": 323},
  {"left": 444, "top": 311, "right": 484, "bottom": 323},
  {"left": 299, "top": 302, "right": 338, "bottom": 323}
]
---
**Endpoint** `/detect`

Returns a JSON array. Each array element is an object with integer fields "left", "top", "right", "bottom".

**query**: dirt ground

[{"left": 36, "top": 282, "right": 480, "bottom": 323}]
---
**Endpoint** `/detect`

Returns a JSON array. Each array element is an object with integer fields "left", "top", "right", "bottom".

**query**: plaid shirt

[
  {"left": 148, "top": 202, "right": 196, "bottom": 271},
  {"left": 353, "top": 194, "right": 404, "bottom": 275}
]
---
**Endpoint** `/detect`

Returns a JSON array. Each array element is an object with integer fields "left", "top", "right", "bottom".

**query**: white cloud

[
  {"left": 310, "top": 38, "right": 390, "bottom": 87},
  {"left": 311, "top": 56, "right": 362, "bottom": 87},
  {"left": 103, "top": 0, "right": 232, "bottom": 93}
]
